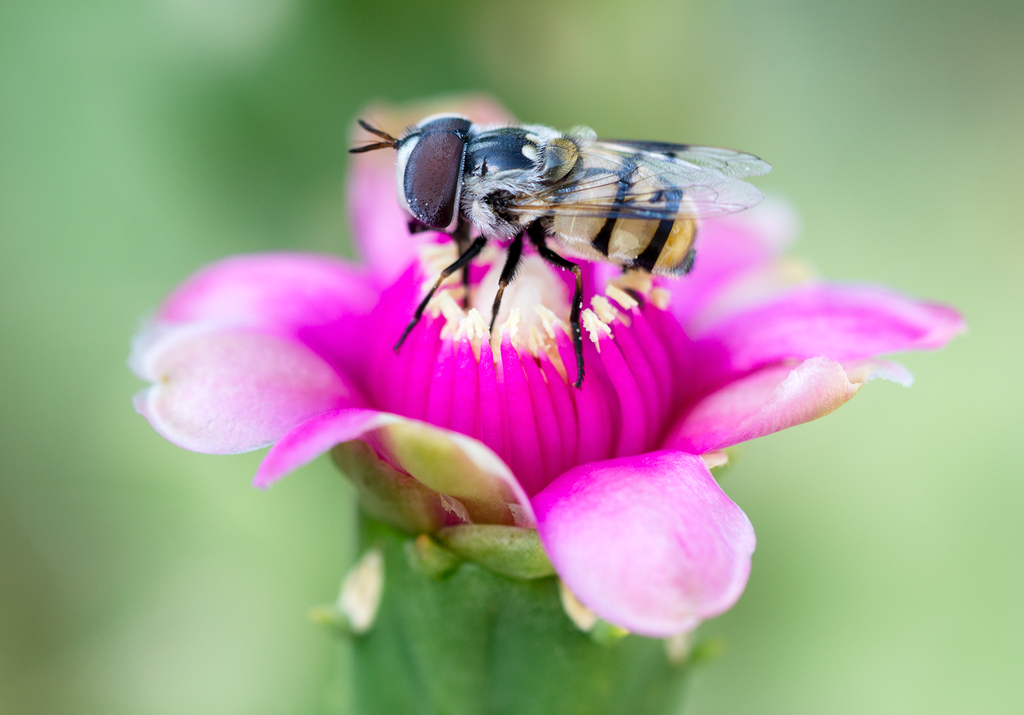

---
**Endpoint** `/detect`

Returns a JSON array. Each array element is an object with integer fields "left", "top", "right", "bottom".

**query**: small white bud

[
  {"left": 558, "top": 580, "right": 598, "bottom": 632},
  {"left": 664, "top": 632, "right": 692, "bottom": 664},
  {"left": 701, "top": 451, "right": 729, "bottom": 469},
  {"left": 338, "top": 548, "right": 385, "bottom": 634}
]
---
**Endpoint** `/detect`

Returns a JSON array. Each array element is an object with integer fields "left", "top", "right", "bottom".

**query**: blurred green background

[{"left": 1, "top": 0, "right": 1021, "bottom": 713}]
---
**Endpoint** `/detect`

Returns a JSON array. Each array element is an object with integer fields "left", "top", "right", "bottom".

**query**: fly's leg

[
  {"left": 488, "top": 232, "right": 524, "bottom": 333},
  {"left": 527, "top": 222, "right": 585, "bottom": 388},
  {"left": 451, "top": 219, "right": 473, "bottom": 308},
  {"left": 395, "top": 235, "right": 487, "bottom": 351},
  {"left": 409, "top": 218, "right": 474, "bottom": 308}
]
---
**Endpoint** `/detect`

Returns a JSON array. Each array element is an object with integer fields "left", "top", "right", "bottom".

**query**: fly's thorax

[
  {"left": 462, "top": 124, "right": 586, "bottom": 240},
  {"left": 461, "top": 127, "right": 540, "bottom": 240}
]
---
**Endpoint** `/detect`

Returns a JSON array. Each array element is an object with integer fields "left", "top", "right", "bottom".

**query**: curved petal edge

[
  {"left": 533, "top": 450, "right": 755, "bottom": 637},
  {"left": 664, "top": 356, "right": 909, "bottom": 455},
  {"left": 157, "top": 253, "right": 379, "bottom": 328},
  {"left": 254, "top": 408, "right": 535, "bottom": 528},
  {"left": 132, "top": 326, "right": 360, "bottom": 454}
]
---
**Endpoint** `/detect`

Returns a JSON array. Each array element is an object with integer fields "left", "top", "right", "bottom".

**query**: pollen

[
  {"left": 433, "top": 291, "right": 465, "bottom": 338},
  {"left": 649, "top": 287, "right": 671, "bottom": 310},
  {"left": 532, "top": 306, "right": 568, "bottom": 380},
  {"left": 419, "top": 242, "right": 461, "bottom": 288},
  {"left": 454, "top": 307, "right": 490, "bottom": 360},
  {"left": 582, "top": 309, "right": 612, "bottom": 352},
  {"left": 610, "top": 270, "right": 653, "bottom": 297},
  {"left": 534, "top": 304, "right": 567, "bottom": 340},
  {"left": 605, "top": 284, "right": 640, "bottom": 311},
  {"left": 590, "top": 295, "right": 620, "bottom": 326},
  {"left": 526, "top": 324, "right": 543, "bottom": 358},
  {"left": 500, "top": 307, "right": 523, "bottom": 347}
]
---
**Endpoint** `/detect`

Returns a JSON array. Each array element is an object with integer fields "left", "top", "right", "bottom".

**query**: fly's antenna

[{"left": 349, "top": 119, "right": 399, "bottom": 153}]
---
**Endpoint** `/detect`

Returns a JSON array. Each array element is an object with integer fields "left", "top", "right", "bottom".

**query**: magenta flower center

[{"left": 345, "top": 245, "right": 689, "bottom": 497}]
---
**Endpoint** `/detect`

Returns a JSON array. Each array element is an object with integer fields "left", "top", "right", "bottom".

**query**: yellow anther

[
  {"left": 581, "top": 309, "right": 612, "bottom": 352},
  {"left": 605, "top": 283, "right": 640, "bottom": 310}
]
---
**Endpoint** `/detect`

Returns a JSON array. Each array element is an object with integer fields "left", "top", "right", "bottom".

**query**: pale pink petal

[
  {"left": 346, "top": 152, "right": 419, "bottom": 284},
  {"left": 664, "top": 199, "right": 799, "bottom": 327},
  {"left": 254, "top": 408, "right": 535, "bottom": 528},
  {"left": 695, "top": 284, "right": 966, "bottom": 376},
  {"left": 533, "top": 451, "right": 755, "bottom": 636},
  {"left": 664, "top": 357, "right": 909, "bottom": 454},
  {"left": 158, "top": 253, "right": 378, "bottom": 329},
  {"left": 132, "top": 327, "right": 361, "bottom": 454}
]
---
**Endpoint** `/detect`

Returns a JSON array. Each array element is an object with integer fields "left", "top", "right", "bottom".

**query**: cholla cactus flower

[{"left": 130, "top": 98, "right": 963, "bottom": 637}]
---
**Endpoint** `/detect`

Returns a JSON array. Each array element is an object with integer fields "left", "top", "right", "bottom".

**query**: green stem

[{"left": 352, "top": 516, "right": 693, "bottom": 715}]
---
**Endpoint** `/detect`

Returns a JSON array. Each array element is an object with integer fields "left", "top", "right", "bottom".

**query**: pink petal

[
  {"left": 158, "top": 253, "right": 378, "bottom": 328},
  {"left": 346, "top": 151, "right": 420, "bottom": 284},
  {"left": 665, "top": 199, "right": 798, "bottom": 328},
  {"left": 500, "top": 335, "right": 545, "bottom": 496},
  {"left": 132, "top": 327, "right": 361, "bottom": 454},
  {"left": 533, "top": 450, "right": 755, "bottom": 636},
  {"left": 695, "top": 283, "right": 966, "bottom": 377},
  {"left": 254, "top": 408, "right": 535, "bottom": 528},
  {"left": 664, "top": 357, "right": 909, "bottom": 454}
]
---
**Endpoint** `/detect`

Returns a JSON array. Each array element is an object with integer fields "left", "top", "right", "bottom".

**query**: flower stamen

[
  {"left": 609, "top": 270, "right": 653, "bottom": 297},
  {"left": 534, "top": 304, "right": 563, "bottom": 340},
  {"left": 582, "top": 309, "right": 612, "bottom": 352},
  {"left": 649, "top": 287, "right": 671, "bottom": 310},
  {"left": 501, "top": 307, "right": 522, "bottom": 347},
  {"left": 605, "top": 284, "right": 640, "bottom": 311},
  {"left": 433, "top": 291, "right": 466, "bottom": 340},
  {"left": 591, "top": 294, "right": 628, "bottom": 327}
]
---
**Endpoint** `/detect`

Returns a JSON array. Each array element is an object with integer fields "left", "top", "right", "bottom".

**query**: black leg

[
  {"left": 451, "top": 219, "right": 473, "bottom": 308},
  {"left": 488, "top": 233, "right": 524, "bottom": 333},
  {"left": 527, "top": 222, "right": 585, "bottom": 389},
  {"left": 410, "top": 218, "right": 474, "bottom": 307},
  {"left": 395, "top": 235, "right": 487, "bottom": 351}
]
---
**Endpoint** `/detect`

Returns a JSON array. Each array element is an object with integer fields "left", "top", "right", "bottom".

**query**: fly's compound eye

[{"left": 401, "top": 117, "right": 471, "bottom": 231}]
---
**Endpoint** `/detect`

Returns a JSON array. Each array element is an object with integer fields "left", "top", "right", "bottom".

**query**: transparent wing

[
  {"left": 595, "top": 140, "right": 772, "bottom": 179},
  {"left": 507, "top": 140, "right": 771, "bottom": 221}
]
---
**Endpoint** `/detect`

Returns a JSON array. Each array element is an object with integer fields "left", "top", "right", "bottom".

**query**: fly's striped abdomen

[{"left": 549, "top": 155, "right": 699, "bottom": 275}]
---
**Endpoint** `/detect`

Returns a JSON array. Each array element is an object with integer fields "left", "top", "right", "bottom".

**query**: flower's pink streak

[{"left": 130, "top": 100, "right": 964, "bottom": 636}]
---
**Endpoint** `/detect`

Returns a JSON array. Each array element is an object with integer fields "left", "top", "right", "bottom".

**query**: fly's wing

[
  {"left": 507, "top": 140, "right": 771, "bottom": 224},
  {"left": 595, "top": 140, "right": 772, "bottom": 180},
  {"left": 504, "top": 140, "right": 770, "bottom": 271}
]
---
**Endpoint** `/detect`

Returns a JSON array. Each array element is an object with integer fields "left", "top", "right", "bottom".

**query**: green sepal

[
  {"left": 436, "top": 524, "right": 555, "bottom": 580},
  {"left": 589, "top": 620, "right": 630, "bottom": 645},
  {"left": 352, "top": 515, "right": 694, "bottom": 715},
  {"left": 405, "top": 533, "right": 463, "bottom": 579},
  {"left": 689, "top": 636, "right": 728, "bottom": 665},
  {"left": 332, "top": 441, "right": 448, "bottom": 534}
]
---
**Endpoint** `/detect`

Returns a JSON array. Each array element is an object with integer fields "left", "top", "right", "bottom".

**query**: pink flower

[{"left": 130, "top": 99, "right": 964, "bottom": 637}]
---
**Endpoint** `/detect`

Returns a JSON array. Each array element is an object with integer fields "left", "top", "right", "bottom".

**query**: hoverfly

[{"left": 350, "top": 114, "right": 770, "bottom": 388}]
